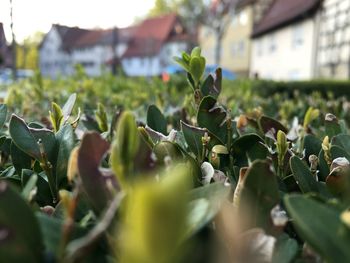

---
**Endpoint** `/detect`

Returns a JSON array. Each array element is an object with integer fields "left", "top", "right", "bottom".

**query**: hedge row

[{"left": 251, "top": 80, "right": 350, "bottom": 98}]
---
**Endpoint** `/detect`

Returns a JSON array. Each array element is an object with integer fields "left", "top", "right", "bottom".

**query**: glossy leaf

[
  {"left": 259, "top": 115, "right": 288, "bottom": 138},
  {"left": 290, "top": 156, "right": 318, "bottom": 193},
  {"left": 55, "top": 125, "right": 76, "bottom": 188},
  {"left": 284, "top": 195, "right": 350, "bottom": 263},
  {"left": 9, "top": 114, "right": 41, "bottom": 160},
  {"left": 0, "top": 104, "right": 7, "bottom": 130},
  {"left": 239, "top": 160, "right": 279, "bottom": 230},
  {"left": 147, "top": 104, "right": 167, "bottom": 135},
  {"left": 197, "top": 96, "right": 227, "bottom": 143}
]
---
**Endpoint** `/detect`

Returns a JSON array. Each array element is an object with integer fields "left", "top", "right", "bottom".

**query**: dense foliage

[{"left": 1, "top": 48, "right": 350, "bottom": 263}]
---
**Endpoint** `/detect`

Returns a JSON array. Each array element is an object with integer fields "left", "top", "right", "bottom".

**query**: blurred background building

[{"left": 1, "top": 0, "right": 350, "bottom": 80}]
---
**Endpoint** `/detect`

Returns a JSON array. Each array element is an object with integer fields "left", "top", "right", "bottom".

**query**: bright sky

[{"left": 0, "top": 0, "right": 155, "bottom": 42}]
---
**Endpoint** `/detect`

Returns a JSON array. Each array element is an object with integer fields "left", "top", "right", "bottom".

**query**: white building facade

[
  {"left": 251, "top": 18, "right": 318, "bottom": 80},
  {"left": 39, "top": 26, "right": 74, "bottom": 78}
]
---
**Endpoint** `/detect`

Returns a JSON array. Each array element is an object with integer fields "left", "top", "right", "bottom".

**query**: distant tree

[
  {"left": 201, "top": 0, "right": 238, "bottom": 65},
  {"left": 148, "top": 0, "right": 238, "bottom": 65},
  {"left": 9, "top": 0, "right": 16, "bottom": 79},
  {"left": 148, "top": 0, "right": 177, "bottom": 17},
  {"left": 16, "top": 32, "right": 43, "bottom": 70}
]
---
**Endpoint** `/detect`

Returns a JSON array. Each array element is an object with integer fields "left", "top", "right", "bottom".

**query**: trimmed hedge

[{"left": 252, "top": 80, "right": 350, "bottom": 98}]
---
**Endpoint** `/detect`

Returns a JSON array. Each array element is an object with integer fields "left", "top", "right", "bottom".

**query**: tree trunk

[
  {"left": 214, "top": 31, "right": 223, "bottom": 66},
  {"left": 10, "top": 0, "right": 16, "bottom": 80}
]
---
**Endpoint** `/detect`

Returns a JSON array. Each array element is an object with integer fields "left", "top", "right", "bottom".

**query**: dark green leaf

[
  {"left": 239, "top": 160, "right": 279, "bottom": 230},
  {"left": 0, "top": 181, "right": 44, "bottom": 263},
  {"left": 284, "top": 195, "right": 350, "bottom": 263},
  {"left": 271, "top": 234, "right": 298, "bottom": 263},
  {"left": 147, "top": 105, "right": 167, "bottom": 135},
  {"left": 197, "top": 96, "right": 227, "bottom": 143},
  {"left": 55, "top": 125, "right": 76, "bottom": 188},
  {"left": 0, "top": 104, "right": 7, "bottom": 130},
  {"left": 290, "top": 156, "right": 318, "bottom": 193},
  {"left": 9, "top": 114, "right": 41, "bottom": 160}
]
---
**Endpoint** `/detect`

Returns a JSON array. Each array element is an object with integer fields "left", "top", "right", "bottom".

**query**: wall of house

[
  {"left": 316, "top": 0, "right": 350, "bottom": 79},
  {"left": 39, "top": 28, "right": 73, "bottom": 78},
  {"left": 160, "top": 41, "right": 188, "bottom": 66},
  {"left": 250, "top": 18, "right": 316, "bottom": 80},
  {"left": 71, "top": 45, "right": 112, "bottom": 76},
  {"left": 121, "top": 56, "right": 161, "bottom": 76},
  {"left": 199, "top": 6, "right": 254, "bottom": 77}
]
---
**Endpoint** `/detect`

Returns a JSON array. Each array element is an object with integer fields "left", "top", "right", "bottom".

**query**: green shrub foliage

[{"left": 0, "top": 47, "right": 349, "bottom": 262}]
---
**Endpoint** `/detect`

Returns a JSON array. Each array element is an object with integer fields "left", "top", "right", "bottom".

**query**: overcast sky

[{"left": 0, "top": 0, "right": 155, "bottom": 42}]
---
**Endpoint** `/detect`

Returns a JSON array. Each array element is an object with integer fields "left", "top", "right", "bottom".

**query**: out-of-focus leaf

[
  {"left": 186, "top": 183, "right": 230, "bottom": 238},
  {"left": 78, "top": 132, "right": 112, "bottom": 214},
  {"left": 284, "top": 195, "right": 350, "bottom": 263},
  {"left": 0, "top": 181, "right": 44, "bottom": 263},
  {"left": 239, "top": 160, "right": 279, "bottom": 230}
]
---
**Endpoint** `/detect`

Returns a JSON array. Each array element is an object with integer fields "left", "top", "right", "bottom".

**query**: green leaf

[
  {"left": 62, "top": 93, "right": 77, "bottom": 122},
  {"left": 21, "top": 173, "right": 38, "bottom": 200},
  {"left": 239, "top": 160, "right": 279, "bottom": 230},
  {"left": 304, "top": 134, "right": 321, "bottom": 159},
  {"left": 271, "top": 234, "right": 298, "bottom": 263},
  {"left": 318, "top": 149, "right": 330, "bottom": 181},
  {"left": 10, "top": 141, "right": 32, "bottom": 176},
  {"left": 284, "top": 195, "right": 350, "bottom": 263},
  {"left": 95, "top": 103, "right": 108, "bottom": 132},
  {"left": 190, "top": 46, "right": 201, "bottom": 57},
  {"left": 0, "top": 104, "right": 8, "bottom": 130},
  {"left": 325, "top": 113, "right": 342, "bottom": 138},
  {"left": 330, "top": 145, "right": 350, "bottom": 160},
  {"left": 147, "top": 104, "right": 167, "bottom": 135},
  {"left": 153, "top": 141, "right": 183, "bottom": 164},
  {"left": 232, "top": 134, "right": 268, "bottom": 166},
  {"left": 9, "top": 114, "right": 41, "bottom": 160},
  {"left": 186, "top": 183, "right": 230, "bottom": 237},
  {"left": 290, "top": 156, "right": 318, "bottom": 193},
  {"left": 22, "top": 170, "right": 53, "bottom": 206},
  {"left": 0, "top": 182, "right": 44, "bottom": 263},
  {"left": 49, "top": 102, "right": 64, "bottom": 132},
  {"left": 197, "top": 96, "right": 227, "bottom": 144},
  {"left": 110, "top": 111, "right": 140, "bottom": 188},
  {"left": 331, "top": 134, "right": 350, "bottom": 158},
  {"left": 55, "top": 125, "right": 76, "bottom": 188},
  {"left": 173, "top": 56, "right": 190, "bottom": 72},
  {"left": 259, "top": 115, "right": 288, "bottom": 138},
  {"left": 181, "top": 52, "right": 191, "bottom": 63},
  {"left": 189, "top": 56, "right": 205, "bottom": 85},
  {"left": 181, "top": 121, "right": 221, "bottom": 159}
]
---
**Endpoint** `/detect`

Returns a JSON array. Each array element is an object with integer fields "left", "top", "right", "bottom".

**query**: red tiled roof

[
  {"left": 123, "top": 13, "right": 183, "bottom": 58},
  {"left": 252, "top": 0, "right": 322, "bottom": 37},
  {"left": 73, "top": 27, "right": 136, "bottom": 48}
]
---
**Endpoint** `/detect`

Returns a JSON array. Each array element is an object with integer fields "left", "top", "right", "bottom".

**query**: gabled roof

[
  {"left": 40, "top": 24, "right": 136, "bottom": 50},
  {"left": 252, "top": 0, "right": 322, "bottom": 38},
  {"left": 73, "top": 26, "right": 136, "bottom": 48},
  {"left": 0, "top": 23, "right": 7, "bottom": 46},
  {"left": 122, "top": 13, "right": 189, "bottom": 58},
  {"left": 54, "top": 24, "right": 91, "bottom": 50}
]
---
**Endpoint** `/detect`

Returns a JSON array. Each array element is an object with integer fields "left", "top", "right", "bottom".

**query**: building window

[
  {"left": 268, "top": 34, "right": 277, "bottom": 53},
  {"left": 232, "top": 40, "right": 245, "bottom": 57},
  {"left": 292, "top": 24, "right": 304, "bottom": 49},
  {"left": 239, "top": 11, "right": 248, "bottom": 26},
  {"left": 257, "top": 39, "right": 263, "bottom": 56}
]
